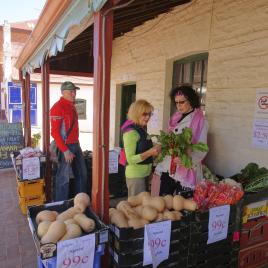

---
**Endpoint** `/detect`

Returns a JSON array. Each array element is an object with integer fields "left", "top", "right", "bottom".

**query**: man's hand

[{"left": 64, "top": 150, "right": 75, "bottom": 164}]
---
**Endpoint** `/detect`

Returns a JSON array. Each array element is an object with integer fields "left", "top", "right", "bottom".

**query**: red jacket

[{"left": 50, "top": 97, "right": 79, "bottom": 152}]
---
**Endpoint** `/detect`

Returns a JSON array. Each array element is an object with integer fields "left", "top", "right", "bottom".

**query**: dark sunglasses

[
  {"left": 175, "top": 100, "right": 188, "bottom": 105},
  {"left": 142, "top": 112, "right": 153, "bottom": 117}
]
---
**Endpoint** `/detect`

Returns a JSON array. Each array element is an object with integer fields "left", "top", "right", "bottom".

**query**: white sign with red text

[
  {"left": 143, "top": 220, "right": 171, "bottom": 268},
  {"left": 22, "top": 156, "right": 40, "bottom": 180},
  {"left": 207, "top": 205, "right": 230, "bottom": 244},
  {"left": 255, "top": 89, "right": 268, "bottom": 117},
  {"left": 56, "top": 233, "right": 95, "bottom": 268}
]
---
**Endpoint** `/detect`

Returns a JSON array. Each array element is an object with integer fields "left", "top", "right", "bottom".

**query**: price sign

[
  {"left": 56, "top": 233, "right": 95, "bottom": 268},
  {"left": 22, "top": 156, "right": 40, "bottom": 180},
  {"left": 207, "top": 205, "right": 230, "bottom": 244},
  {"left": 143, "top": 220, "right": 171, "bottom": 268}
]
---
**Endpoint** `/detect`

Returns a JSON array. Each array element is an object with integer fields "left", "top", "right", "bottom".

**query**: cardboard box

[{"left": 242, "top": 200, "right": 268, "bottom": 223}]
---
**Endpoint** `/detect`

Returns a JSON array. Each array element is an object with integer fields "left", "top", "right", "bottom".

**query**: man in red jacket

[{"left": 50, "top": 81, "right": 87, "bottom": 201}]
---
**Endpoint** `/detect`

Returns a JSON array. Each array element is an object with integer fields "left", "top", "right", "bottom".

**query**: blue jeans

[{"left": 54, "top": 143, "right": 88, "bottom": 201}]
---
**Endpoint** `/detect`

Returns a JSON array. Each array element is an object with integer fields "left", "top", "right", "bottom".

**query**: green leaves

[{"left": 151, "top": 127, "right": 209, "bottom": 168}]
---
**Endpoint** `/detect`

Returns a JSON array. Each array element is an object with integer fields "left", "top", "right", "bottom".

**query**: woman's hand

[
  {"left": 173, "top": 156, "right": 181, "bottom": 165},
  {"left": 150, "top": 144, "right": 161, "bottom": 157}
]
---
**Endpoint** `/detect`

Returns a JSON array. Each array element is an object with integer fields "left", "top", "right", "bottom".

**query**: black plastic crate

[
  {"left": 109, "top": 213, "right": 191, "bottom": 240},
  {"left": 243, "top": 188, "right": 268, "bottom": 206},
  {"left": 110, "top": 247, "right": 188, "bottom": 268},
  {"left": 187, "top": 253, "right": 238, "bottom": 268},
  {"left": 110, "top": 222, "right": 190, "bottom": 254},
  {"left": 27, "top": 199, "right": 109, "bottom": 260}
]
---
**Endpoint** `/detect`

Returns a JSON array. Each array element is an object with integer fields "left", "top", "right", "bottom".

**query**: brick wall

[{"left": 110, "top": 0, "right": 268, "bottom": 176}]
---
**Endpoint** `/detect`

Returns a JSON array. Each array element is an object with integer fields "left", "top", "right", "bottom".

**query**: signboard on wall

[
  {"left": 0, "top": 123, "right": 24, "bottom": 169},
  {"left": 75, "top": 98, "right": 87, "bottom": 120},
  {"left": 252, "top": 89, "right": 268, "bottom": 149},
  {"left": 8, "top": 82, "right": 37, "bottom": 125}
]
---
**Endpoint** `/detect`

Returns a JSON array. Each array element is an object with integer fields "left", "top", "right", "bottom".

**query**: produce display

[
  {"left": 109, "top": 192, "right": 197, "bottom": 229},
  {"left": 193, "top": 180, "right": 244, "bottom": 210},
  {"left": 35, "top": 193, "right": 95, "bottom": 243},
  {"left": 230, "top": 162, "right": 268, "bottom": 192},
  {"left": 151, "top": 127, "right": 208, "bottom": 174}
]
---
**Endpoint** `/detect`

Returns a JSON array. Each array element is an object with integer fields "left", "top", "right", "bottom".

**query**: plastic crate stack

[
  {"left": 27, "top": 199, "right": 109, "bottom": 268},
  {"left": 109, "top": 216, "right": 191, "bottom": 268},
  {"left": 239, "top": 189, "right": 268, "bottom": 268},
  {"left": 187, "top": 205, "right": 240, "bottom": 268},
  {"left": 14, "top": 155, "right": 46, "bottom": 214}
]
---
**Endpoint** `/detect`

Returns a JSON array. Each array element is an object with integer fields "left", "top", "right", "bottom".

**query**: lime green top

[{"left": 123, "top": 130, "right": 152, "bottom": 179}]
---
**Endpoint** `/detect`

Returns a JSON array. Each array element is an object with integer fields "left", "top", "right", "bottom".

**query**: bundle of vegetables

[
  {"left": 35, "top": 193, "right": 95, "bottom": 243},
  {"left": 151, "top": 128, "right": 208, "bottom": 174},
  {"left": 193, "top": 180, "right": 244, "bottom": 210},
  {"left": 231, "top": 162, "right": 268, "bottom": 192},
  {"left": 202, "top": 165, "right": 219, "bottom": 183},
  {"left": 109, "top": 192, "right": 197, "bottom": 229}
]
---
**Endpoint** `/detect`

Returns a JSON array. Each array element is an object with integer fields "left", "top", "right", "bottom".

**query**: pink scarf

[{"left": 168, "top": 108, "right": 205, "bottom": 188}]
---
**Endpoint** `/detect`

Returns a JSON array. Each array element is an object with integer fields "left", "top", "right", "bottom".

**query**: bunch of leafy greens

[{"left": 151, "top": 127, "right": 209, "bottom": 168}]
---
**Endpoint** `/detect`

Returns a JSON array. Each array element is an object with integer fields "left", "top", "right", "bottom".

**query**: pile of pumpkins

[
  {"left": 109, "top": 192, "right": 197, "bottom": 229},
  {"left": 35, "top": 193, "right": 95, "bottom": 243}
]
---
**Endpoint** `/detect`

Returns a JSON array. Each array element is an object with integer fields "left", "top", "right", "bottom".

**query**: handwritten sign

[
  {"left": 0, "top": 123, "right": 24, "bottom": 169},
  {"left": 207, "top": 205, "right": 230, "bottom": 244},
  {"left": 22, "top": 157, "right": 40, "bottom": 180},
  {"left": 143, "top": 220, "right": 171, "bottom": 268},
  {"left": 252, "top": 118, "right": 268, "bottom": 149},
  {"left": 56, "top": 233, "right": 95, "bottom": 268},
  {"left": 109, "top": 150, "right": 118, "bottom": 174}
]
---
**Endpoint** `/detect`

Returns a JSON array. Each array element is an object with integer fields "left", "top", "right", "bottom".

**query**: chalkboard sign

[{"left": 0, "top": 123, "right": 24, "bottom": 169}]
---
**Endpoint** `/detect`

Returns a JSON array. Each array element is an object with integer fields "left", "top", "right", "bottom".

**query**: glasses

[
  {"left": 175, "top": 100, "right": 188, "bottom": 105},
  {"left": 142, "top": 112, "right": 153, "bottom": 117}
]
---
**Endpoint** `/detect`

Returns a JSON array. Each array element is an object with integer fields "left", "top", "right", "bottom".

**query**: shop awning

[{"left": 16, "top": 0, "right": 108, "bottom": 76}]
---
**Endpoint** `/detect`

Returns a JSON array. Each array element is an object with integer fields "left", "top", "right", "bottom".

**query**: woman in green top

[{"left": 121, "top": 99, "right": 161, "bottom": 196}]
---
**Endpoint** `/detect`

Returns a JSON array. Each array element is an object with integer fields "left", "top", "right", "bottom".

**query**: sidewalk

[{"left": 0, "top": 168, "right": 36, "bottom": 268}]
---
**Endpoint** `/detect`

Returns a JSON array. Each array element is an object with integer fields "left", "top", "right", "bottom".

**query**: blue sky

[{"left": 0, "top": 0, "right": 46, "bottom": 24}]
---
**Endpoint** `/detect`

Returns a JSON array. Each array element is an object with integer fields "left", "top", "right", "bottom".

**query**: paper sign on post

[
  {"left": 143, "top": 220, "right": 171, "bottom": 268},
  {"left": 109, "top": 150, "right": 118, "bottom": 174},
  {"left": 56, "top": 233, "right": 95, "bottom": 268},
  {"left": 22, "top": 157, "right": 40, "bottom": 180},
  {"left": 207, "top": 205, "right": 230, "bottom": 244}
]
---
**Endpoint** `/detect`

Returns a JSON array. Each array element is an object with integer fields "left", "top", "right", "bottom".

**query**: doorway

[{"left": 119, "top": 84, "right": 136, "bottom": 146}]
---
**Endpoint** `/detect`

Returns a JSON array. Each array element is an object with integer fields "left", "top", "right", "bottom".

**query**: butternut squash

[
  {"left": 41, "top": 220, "right": 66, "bottom": 244},
  {"left": 36, "top": 210, "right": 57, "bottom": 224},
  {"left": 163, "top": 195, "right": 173, "bottom": 210},
  {"left": 60, "top": 224, "right": 82, "bottom": 241},
  {"left": 109, "top": 209, "right": 128, "bottom": 228},
  {"left": 163, "top": 210, "right": 177, "bottom": 221},
  {"left": 141, "top": 205, "right": 158, "bottom": 222},
  {"left": 183, "top": 199, "right": 197, "bottom": 211},
  {"left": 172, "top": 211, "right": 183, "bottom": 220},
  {"left": 156, "top": 213, "right": 164, "bottom": 221},
  {"left": 173, "top": 195, "right": 185, "bottom": 211},
  {"left": 142, "top": 196, "right": 165, "bottom": 212},
  {"left": 57, "top": 207, "right": 81, "bottom": 222},
  {"left": 74, "top": 193, "right": 91, "bottom": 212},
  {"left": 136, "top": 191, "right": 150, "bottom": 200},
  {"left": 128, "top": 196, "right": 142, "bottom": 207},
  {"left": 64, "top": 218, "right": 78, "bottom": 225},
  {"left": 74, "top": 213, "right": 95, "bottom": 233},
  {"left": 116, "top": 201, "right": 137, "bottom": 219},
  {"left": 133, "top": 205, "right": 143, "bottom": 217},
  {"left": 37, "top": 221, "right": 52, "bottom": 238}
]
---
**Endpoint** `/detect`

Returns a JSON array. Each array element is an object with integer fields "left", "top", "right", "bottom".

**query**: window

[{"left": 172, "top": 53, "right": 208, "bottom": 113}]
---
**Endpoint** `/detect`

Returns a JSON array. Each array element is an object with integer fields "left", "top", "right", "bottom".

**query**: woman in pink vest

[{"left": 155, "top": 85, "right": 209, "bottom": 197}]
